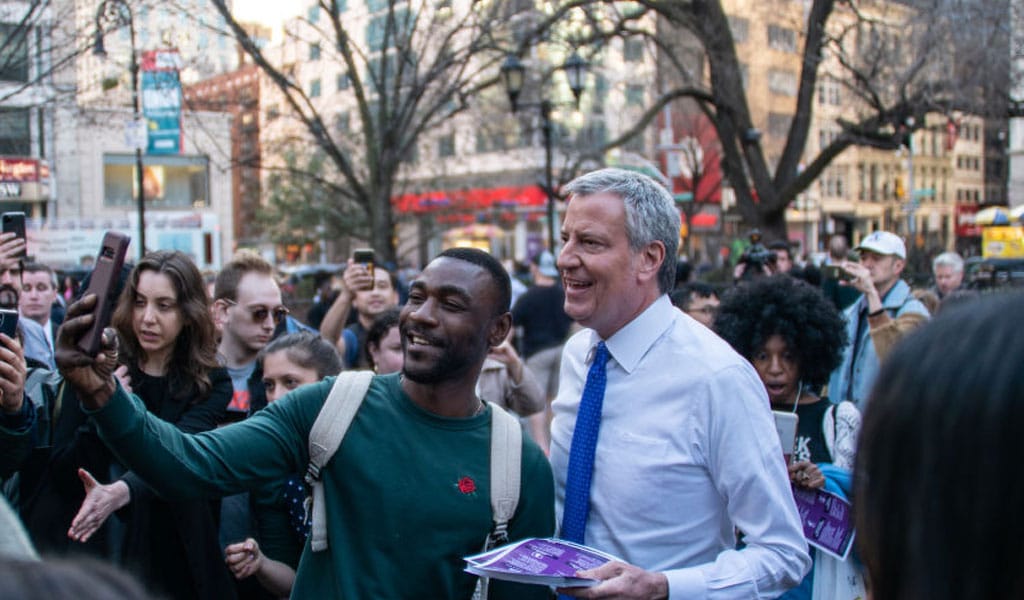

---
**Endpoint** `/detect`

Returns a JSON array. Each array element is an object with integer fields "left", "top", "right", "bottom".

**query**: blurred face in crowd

[
  {"left": 773, "top": 249, "right": 793, "bottom": 274},
  {"left": 933, "top": 265, "right": 963, "bottom": 296},
  {"left": 133, "top": 270, "right": 184, "bottom": 370},
  {"left": 0, "top": 261, "right": 22, "bottom": 309},
  {"left": 261, "top": 350, "right": 320, "bottom": 403},
  {"left": 859, "top": 251, "right": 904, "bottom": 292},
  {"left": 21, "top": 271, "right": 57, "bottom": 324},
  {"left": 354, "top": 269, "right": 398, "bottom": 323},
  {"left": 368, "top": 325, "right": 403, "bottom": 375},
  {"left": 685, "top": 293, "right": 719, "bottom": 329},
  {"left": 220, "top": 272, "right": 284, "bottom": 355},
  {"left": 751, "top": 334, "right": 801, "bottom": 408}
]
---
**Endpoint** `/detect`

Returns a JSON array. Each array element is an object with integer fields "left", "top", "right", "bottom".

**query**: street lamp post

[
  {"left": 500, "top": 53, "right": 587, "bottom": 252},
  {"left": 94, "top": 0, "right": 145, "bottom": 258}
]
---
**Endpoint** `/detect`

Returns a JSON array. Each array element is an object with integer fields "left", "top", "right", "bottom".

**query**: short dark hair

[
  {"left": 713, "top": 275, "right": 847, "bottom": 388},
  {"left": 21, "top": 262, "right": 56, "bottom": 287},
  {"left": 259, "top": 331, "right": 342, "bottom": 380},
  {"left": 364, "top": 306, "right": 401, "bottom": 368},
  {"left": 855, "top": 291, "right": 1024, "bottom": 600},
  {"left": 670, "top": 282, "right": 717, "bottom": 311},
  {"left": 767, "top": 240, "right": 792, "bottom": 258},
  {"left": 437, "top": 248, "right": 511, "bottom": 316}
]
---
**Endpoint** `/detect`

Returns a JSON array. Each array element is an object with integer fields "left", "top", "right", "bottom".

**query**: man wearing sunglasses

[{"left": 213, "top": 251, "right": 289, "bottom": 419}]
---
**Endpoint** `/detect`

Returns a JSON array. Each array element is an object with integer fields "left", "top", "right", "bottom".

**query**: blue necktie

[{"left": 561, "top": 341, "right": 610, "bottom": 544}]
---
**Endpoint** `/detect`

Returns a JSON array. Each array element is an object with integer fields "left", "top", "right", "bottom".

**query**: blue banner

[{"left": 141, "top": 70, "right": 182, "bottom": 155}]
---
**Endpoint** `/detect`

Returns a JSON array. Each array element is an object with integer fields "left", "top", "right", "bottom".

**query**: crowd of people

[{"left": 0, "top": 167, "right": 1020, "bottom": 600}]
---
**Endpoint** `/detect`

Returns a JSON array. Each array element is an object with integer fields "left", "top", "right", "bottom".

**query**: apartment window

[
  {"left": 767, "top": 69, "right": 797, "bottom": 96},
  {"left": 266, "top": 104, "right": 280, "bottom": 121},
  {"left": 0, "top": 108, "right": 31, "bottom": 155},
  {"left": 729, "top": 16, "right": 749, "bottom": 43},
  {"left": 0, "top": 24, "right": 30, "bottom": 82},
  {"left": 366, "top": 9, "right": 411, "bottom": 52},
  {"left": 622, "top": 37, "right": 644, "bottom": 62},
  {"left": 336, "top": 71, "right": 350, "bottom": 91},
  {"left": 767, "top": 112, "right": 791, "bottom": 138},
  {"left": 738, "top": 62, "right": 749, "bottom": 89},
  {"left": 438, "top": 133, "right": 455, "bottom": 157},
  {"left": 308, "top": 4, "right": 320, "bottom": 23},
  {"left": 334, "top": 111, "right": 350, "bottom": 134},
  {"left": 309, "top": 78, "right": 321, "bottom": 97},
  {"left": 310, "top": 43, "right": 321, "bottom": 61},
  {"left": 103, "top": 154, "right": 209, "bottom": 209},
  {"left": 767, "top": 25, "right": 797, "bottom": 52},
  {"left": 625, "top": 84, "right": 645, "bottom": 107}
]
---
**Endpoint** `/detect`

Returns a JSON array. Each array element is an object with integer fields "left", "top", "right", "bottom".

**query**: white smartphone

[{"left": 772, "top": 410, "right": 799, "bottom": 465}]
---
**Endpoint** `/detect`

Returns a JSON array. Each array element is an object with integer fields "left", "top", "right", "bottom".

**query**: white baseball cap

[{"left": 856, "top": 231, "right": 906, "bottom": 259}]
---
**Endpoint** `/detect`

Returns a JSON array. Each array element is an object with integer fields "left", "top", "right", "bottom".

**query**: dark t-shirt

[
  {"left": 792, "top": 398, "right": 833, "bottom": 465},
  {"left": 511, "top": 284, "right": 572, "bottom": 358}
]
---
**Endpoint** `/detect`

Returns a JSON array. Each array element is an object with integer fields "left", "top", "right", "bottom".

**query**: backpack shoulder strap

[
  {"left": 475, "top": 403, "right": 523, "bottom": 600},
  {"left": 487, "top": 403, "right": 522, "bottom": 547},
  {"left": 305, "top": 370, "right": 374, "bottom": 552}
]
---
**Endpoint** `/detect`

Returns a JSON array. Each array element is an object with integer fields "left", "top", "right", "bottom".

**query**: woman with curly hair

[
  {"left": 67, "top": 250, "right": 234, "bottom": 599},
  {"left": 714, "top": 275, "right": 859, "bottom": 599}
]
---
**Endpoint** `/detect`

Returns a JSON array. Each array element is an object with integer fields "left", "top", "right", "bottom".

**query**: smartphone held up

[
  {"left": 77, "top": 232, "right": 130, "bottom": 355},
  {"left": 2, "top": 212, "right": 26, "bottom": 258},
  {"left": 352, "top": 248, "right": 375, "bottom": 285}
]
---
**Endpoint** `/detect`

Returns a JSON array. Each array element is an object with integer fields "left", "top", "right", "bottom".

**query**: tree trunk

[{"left": 756, "top": 206, "right": 789, "bottom": 243}]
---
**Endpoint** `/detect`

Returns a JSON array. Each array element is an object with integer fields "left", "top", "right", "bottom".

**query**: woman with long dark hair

[{"left": 67, "top": 250, "right": 234, "bottom": 599}]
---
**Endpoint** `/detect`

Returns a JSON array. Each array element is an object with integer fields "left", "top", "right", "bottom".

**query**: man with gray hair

[
  {"left": 551, "top": 168, "right": 808, "bottom": 599},
  {"left": 931, "top": 251, "right": 965, "bottom": 300}
]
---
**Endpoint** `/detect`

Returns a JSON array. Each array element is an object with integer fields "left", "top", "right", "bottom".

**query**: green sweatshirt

[{"left": 91, "top": 372, "right": 555, "bottom": 599}]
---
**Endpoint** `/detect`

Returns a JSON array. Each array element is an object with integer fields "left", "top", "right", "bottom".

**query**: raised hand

[
  {"left": 68, "top": 468, "right": 130, "bottom": 542},
  {"left": 0, "top": 332, "right": 26, "bottom": 414},
  {"left": 54, "top": 295, "right": 120, "bottom": 409},
  {"left": 224, "top": 537, "right": 264, "bottom": 580}
]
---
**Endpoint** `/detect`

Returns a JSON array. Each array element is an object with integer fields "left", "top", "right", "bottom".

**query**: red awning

[{"left": 393, "top": 185, "right": 546, "bottom": 214}]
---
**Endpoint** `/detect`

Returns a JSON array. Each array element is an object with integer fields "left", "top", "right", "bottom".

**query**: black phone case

[
  {"left": 0, "top": 309, "right": 18, "bottom": 338},
  {"left": 2, "top": 212, "right": 26, "bottom": 258},
  {"left": 78, "top": 232, "right": 130, "bottom": 355}
]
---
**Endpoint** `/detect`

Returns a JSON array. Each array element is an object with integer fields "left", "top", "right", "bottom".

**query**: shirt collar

[{"left": 585, "top": 295, "right": 676, "bottom": 374}]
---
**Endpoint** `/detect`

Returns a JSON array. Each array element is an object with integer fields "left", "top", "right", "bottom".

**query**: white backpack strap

[
  {"left": 474, "top": 403, "right": 523, "bottom": 600},
  {"left": 305, "top": 371, "right": 374, "bottom": 552},
  {"left": 487, "top": 403, "right": 522, "bottom": 546}
]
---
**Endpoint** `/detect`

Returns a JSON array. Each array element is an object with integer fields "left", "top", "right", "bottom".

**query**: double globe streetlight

[{"left": 499, "top": 52, "right": 587, "bottom": 252}]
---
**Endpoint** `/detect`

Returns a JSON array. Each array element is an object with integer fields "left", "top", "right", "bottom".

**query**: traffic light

[{"left": 894, "top": 178, "right": 905, "bottom": 199}]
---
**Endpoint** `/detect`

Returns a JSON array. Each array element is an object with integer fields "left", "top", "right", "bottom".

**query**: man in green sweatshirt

[{"left": 55, "top": 248, "right": 554, "bottom": 599}]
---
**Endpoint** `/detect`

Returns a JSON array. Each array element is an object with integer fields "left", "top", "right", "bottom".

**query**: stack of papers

[{"left": 464, "top": 537, "right": 618, "bottom": 588}]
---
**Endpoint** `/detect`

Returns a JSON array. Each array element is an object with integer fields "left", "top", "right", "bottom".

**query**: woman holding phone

[
  {"left": 223, "top": 331, "right": 343, "bottom": 598},
  {"left": 713, "top": 275, "right": 860, "bottom": 600},
  {"left": 67, "top": 250, "right": 234, "bottom": 600}
]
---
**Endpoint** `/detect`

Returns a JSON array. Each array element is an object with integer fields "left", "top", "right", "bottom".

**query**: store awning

[{"left": 393, "top": 185, "right": 547, "bottom": 214}]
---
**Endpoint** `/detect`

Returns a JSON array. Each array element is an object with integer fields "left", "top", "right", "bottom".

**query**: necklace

[{"left": 471, "top": 399, "right": 486, "bottom": 417}]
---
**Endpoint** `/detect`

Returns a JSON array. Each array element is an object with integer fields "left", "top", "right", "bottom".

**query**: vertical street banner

[{"left": 141, "top": 50, "right": 183, "bottom": 155}]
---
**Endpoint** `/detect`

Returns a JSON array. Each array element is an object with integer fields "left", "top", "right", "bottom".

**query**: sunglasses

[{"left": 223, "top": 299, "right": 289, "bottom": 326}]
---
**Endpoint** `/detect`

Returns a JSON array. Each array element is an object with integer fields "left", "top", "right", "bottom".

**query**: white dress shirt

[{"left": 551, "top": 295, "right": 809, "bottom": 599}]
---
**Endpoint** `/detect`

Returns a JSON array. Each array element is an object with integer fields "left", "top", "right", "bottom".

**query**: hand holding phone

[
  {"left": 352, "top": 249, "right": 375, "bottom": 289},
  {"left": 2, "top": 212, "right": 26, "bottom": 259},
  {"left": 77, "top": 232, "right": 130, "bottom": 355},
  {"left": 822, "top": 264, "right": 854, "bottom": 282}
]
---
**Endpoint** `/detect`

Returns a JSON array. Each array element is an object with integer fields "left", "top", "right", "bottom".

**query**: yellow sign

[{"left": 982, "top": 226, "right": 1024, "bottom": 258}]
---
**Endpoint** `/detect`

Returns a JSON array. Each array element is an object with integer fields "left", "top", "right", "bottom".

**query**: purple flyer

[
  {"left": 791, "top": 486, "right": 856, "bottom": 560},
  {"left": 465, "top": 537, "right": 618, "bottom": 587}
]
